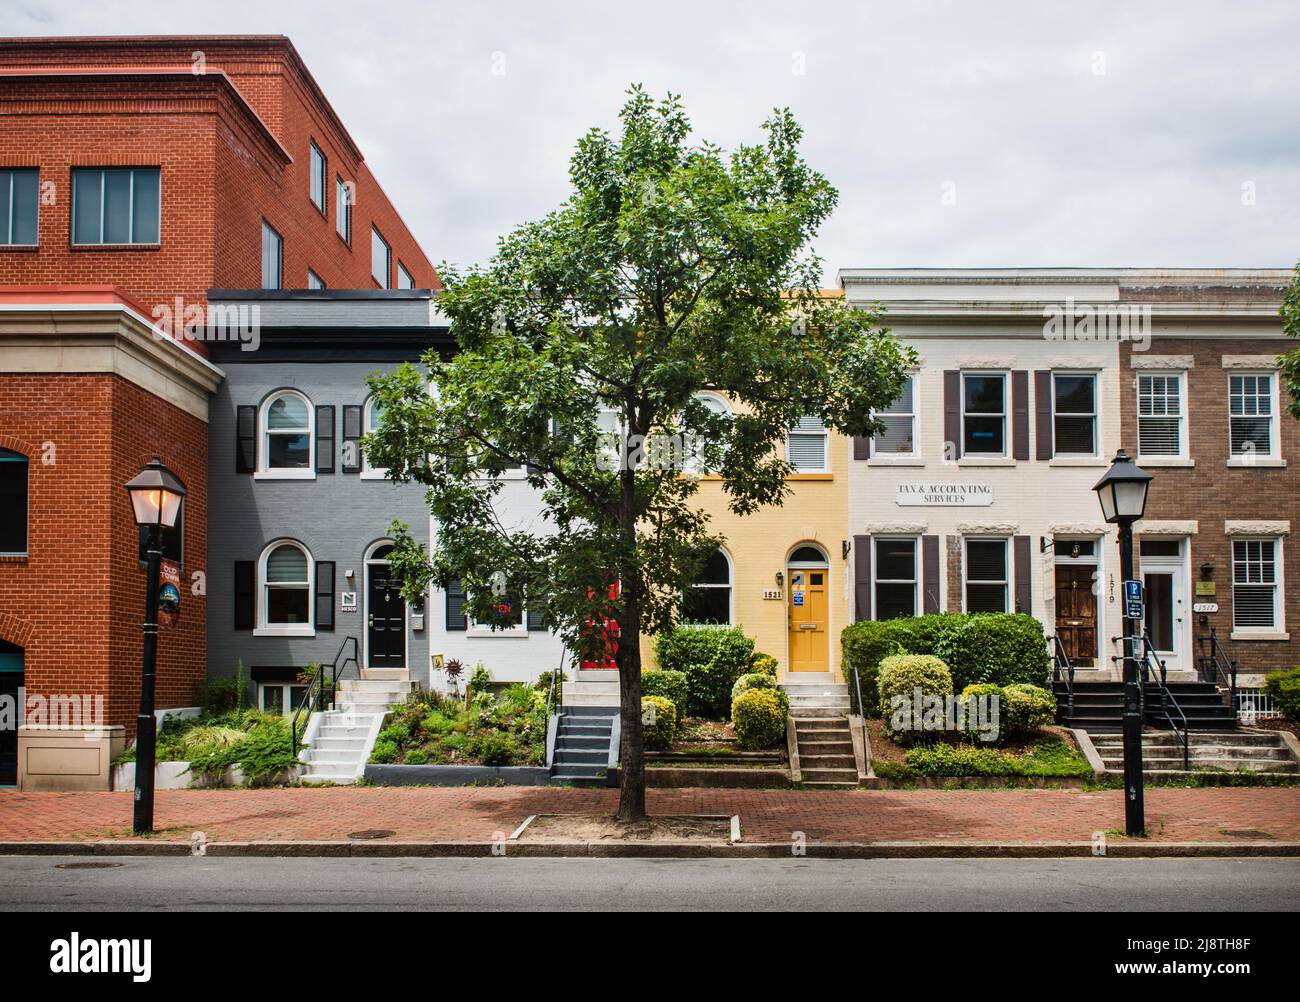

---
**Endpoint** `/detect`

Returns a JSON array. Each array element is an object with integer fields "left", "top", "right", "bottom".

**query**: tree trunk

[{"left": 615, "top": 423, "right": 646, "bottom": 822}]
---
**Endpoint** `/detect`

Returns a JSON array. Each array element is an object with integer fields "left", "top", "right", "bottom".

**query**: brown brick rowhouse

[{"left": 0, "top": 35, "right": 436, "bottom": 789}]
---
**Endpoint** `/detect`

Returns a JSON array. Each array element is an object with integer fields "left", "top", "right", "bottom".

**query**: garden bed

[
  {"left": 112, "top": 708, "right": 302, "bottom": 788},
  {"left": 866, "top": 719, "right": 1092, "bottom": 786},
  {"left": 371, "top": 683, "right": 547, "bottom": 767}
]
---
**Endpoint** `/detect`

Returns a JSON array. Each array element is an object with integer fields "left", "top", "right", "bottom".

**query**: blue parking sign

[{"left": 1123, "top": 579, "right": 1143, "bottom": 620}]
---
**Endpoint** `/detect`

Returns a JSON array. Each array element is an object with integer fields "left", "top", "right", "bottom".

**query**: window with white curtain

[
  {"left": 260, "top": 541, "right": 313, "bottom": 631},
  {"left": 261, "top": 391, "right": 313, "bottom": 472}
]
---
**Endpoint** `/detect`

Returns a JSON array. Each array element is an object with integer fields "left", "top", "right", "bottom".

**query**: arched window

[
  {"left": 683, "top": 549, "right": 732, "bottom": 625},
  {"left": 260, "top": 390, "right": 313, "bottom": 473},
  {"left": 687, "top": 393, "right": 732, "bottom": 473},
  {"left": 259, "top": 540, "right": 313, "bottom": 633},
  {"left": 0, "top": 448, "right": 28, "bottom": 556},
  {"left": 361, "top": 395, "right": 387, "bottom": 477},
  {"left": 789, "top": 545, "right": 828, "bottom": 565}
]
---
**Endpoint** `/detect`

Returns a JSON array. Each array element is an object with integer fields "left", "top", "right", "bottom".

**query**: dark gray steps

[{"left": 551, "top": 709, "right": 615, "bottom": 787}]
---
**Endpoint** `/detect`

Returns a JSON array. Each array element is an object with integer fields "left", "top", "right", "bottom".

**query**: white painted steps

[
  {"left": 782, "top": 673, "right": 851, "bottom": 719},
  {"left": 298, "top": 676, "right": 415, "bottom": 784}
]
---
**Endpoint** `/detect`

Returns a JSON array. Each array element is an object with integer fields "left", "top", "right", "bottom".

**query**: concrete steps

[
  {"left": 550, "top": 706, "right": 615, "bottom": 787},
  {"left": 299, "top": 677, "right": 413, "bottom": 784},
  {"left": 782, "top": 676, "right": 851, "bottom": 720},
  {"left": 1090, "top": 730, "right": 1298, "bottom": 776},
  {"left": 792, "top": 715, "right": 859, "bottom": 788}
]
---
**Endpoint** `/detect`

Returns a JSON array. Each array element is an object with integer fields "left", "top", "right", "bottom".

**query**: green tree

[
  {"left": 1281, "top": 260, "right": 1300, "bottom": 420},
  {"left": 364, "top": 87, "right": 914, "bottom": 820}
]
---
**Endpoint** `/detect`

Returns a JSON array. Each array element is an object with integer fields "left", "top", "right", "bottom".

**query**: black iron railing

[
  {"left": 544, "top": 648, "right": 568, "bottom": 768},
  {"left": 291, "top": 636, "right": 358, "bottom": 760},
  {"left": 1196, "top": 627, "right": 1239, "bottom": 711},
  {"left": 1048, "top": 634, "right": 1075, "bottom": 718},
  {"left": 1134, "top": 632, "right": 1189, "bottom": 770}
]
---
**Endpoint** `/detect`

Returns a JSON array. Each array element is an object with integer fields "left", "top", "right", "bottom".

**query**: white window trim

[
  {"left": 962, "top": 536, "right": 1011, "bottom": 614},
  {"left": 256, "top": 389, "right": 316, "bottom": 480},
  {"left": 683, "top": 547, "right": 734, "bottom": 625},
  {"left": 686, "top": 392, "right": 732, "bottom": 474},
  {"left": 467, "top": 603, "right": 529, "bottom": 637},
  {"left": 961, "top": 371, "right": 1008, "bottom": 458},
  {"left": 1136, "top": 370, "right": 1188, "bottom": 463},
  {"left": 363, "top": 539, "right": 411, "bottom": 667},
  {"left": 255, "top": 539, "right": 315, "bottom": 637},
  {"left": 872, "top": 536, "right": 919, "bottom": 620},
  {"left": 258, "top": 681, "right": 309, "bottom": 716},
  {"left": 786, "top": 415, "right": 830, "bottom": 473},
  {"left": 360, "top": 395, "right": 390, "bottom": 480},
  {"left": 869, "top": 373, "right": 918, "bottom": 460},
  {"left": 1230, "top": 536, "right": 1286, "bottom": 637},
  {"left": 1052, "top": 371, "right": 1099, "bottom": 458},
  {"left": 1226, "top": 371, "right": 1282, "bottom": 465}
]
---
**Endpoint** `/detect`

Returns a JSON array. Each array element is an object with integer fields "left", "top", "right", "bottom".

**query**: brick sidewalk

[{"left": 0, "top": 786, "right": 1297, "bottom": 844}]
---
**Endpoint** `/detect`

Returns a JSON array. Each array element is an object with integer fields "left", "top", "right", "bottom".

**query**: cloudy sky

[{"left": 9, "top": 0, "right": 1299, "bottom": 282}]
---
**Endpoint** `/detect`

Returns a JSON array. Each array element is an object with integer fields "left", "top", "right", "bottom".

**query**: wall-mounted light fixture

[
  {"left": 1200, "top": 561, "right": 1215, "bottom": 579},
  {"left": 775, "top": 570, "right": 784, "bottom": 588},
  {"left": 841, "top": 539, "right": 851, "bottom": 560}
]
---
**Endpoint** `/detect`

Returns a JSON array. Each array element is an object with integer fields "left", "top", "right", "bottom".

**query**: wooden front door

[
  {"left": 787, "top": 569, "right": 829, "bottom": 672},
  {"left": 1053, "top": 565, "right": 1098, "bottom": 667}
]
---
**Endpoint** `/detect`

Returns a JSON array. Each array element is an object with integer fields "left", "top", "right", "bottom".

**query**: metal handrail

[
  {"left": 1134, "top": 633, "right": 1189, "bottom": 770},
  {"left": 1198, "top": 627, "right": 1239, "bottom": 710},
  {"left": 850, "top": 660, "right": 866, "bottom": 720},
  {"left": 1048, "top": 635, "right": 1075, "bottom": 717},
  {"left": 291, "top": 636, "right": 358, "bottom": 759},
  {"left": 544, "top": 646, "right": 568, "bottom": 768}
]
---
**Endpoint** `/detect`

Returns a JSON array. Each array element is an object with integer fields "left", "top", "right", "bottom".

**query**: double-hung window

[
  {"left": 261, "top": 390, "right": 313, "bottom": 473},
  {"left": 309, "top": 142, "right": 327, "bottom": 212},
  {"left": 261, "top": 221, "right": 282, "bottom": 290},
  {"left": 1229, "top": 373, "right": 1277, "bottom": 459},
  {"left": 962, "top": 373, "right": 1007, "bottom": 456},
  {"left": 871, "top": 375, "right": 916, "bottom": 456},
  {"left": 1053, "top": 373, "right": 1097, "bottom": 456},
  {"left": 259, "top": 541, "right": 313, "bottom": 632},
  {"left": 0, "top": 169, "right": 39, "bottom": 246},
  {"left": 874, "top": 538, "right": 917, "bottom": 619},
  {"left": 1137, "top": 373, "right": 1185, "bottom": 458},
  {"left": 682, "top": 550, "right": 732, "bottom": 625},
  {"left": 371, "top": 226, "right": 390, "bottom": 287},
  {"left": 0, "top": 448, "right": 28, "bottom": 555},
  {"left": 787, "top": 415, "right": 828, "bottom": 471},
  {"left": 965, "top": 538, "right": 1009, "bottom": 613},
  {"left": 1233, "top": 539, "right": 1280, "bottom": 631},
  {"left": 335, "top": 175, "right": 352, "bottom": 242},
  {"left": 72, "top": 167, "right": 160, "bottom": 245}
]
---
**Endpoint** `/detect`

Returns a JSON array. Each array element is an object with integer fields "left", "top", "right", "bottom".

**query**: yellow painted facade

[{"left": 641, "top": 431, "right": 851, "bottom": 682}]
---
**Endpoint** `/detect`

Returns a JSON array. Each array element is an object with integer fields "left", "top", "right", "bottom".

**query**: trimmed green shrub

[
  {"left": 641, "top": 669, "right": 689, "bottom": 710},
  {"left": 731, "top": 672, "right": 777, "bottom": 703},
  {"left": 641, "top": 695, "right": 678, "bottom": 751},
  {"left": 654, "top": 625, "right": 756, "bottom": 718},
  {"left": 877, "top": 653, "right": 953, "bottom": 745},
  {"left": 370, "top": 738, "right": 399, "bottom": 764},
  {"left": 933, "top": 614, "right": 1050, "bottom": 692},
  {"left": 403, "top": 748, "right": 430, "bottom": 765},
  {"left": 731, "top": 689, "right": 787, "bottom": 749},
  {"left": 1001, "top": 683, "right": 1057, "bottom": 740},
  {"left": 1264, "top": 666, "right": 1300, "bottom": 720},
  {"left": 751, "top": 653, "right": 778, "bottom": 677},
  {"left": 842, "top": 614, "right": 972, "bottom": 716},
  {"left": 959, "top": 683, "right": 1006, "bottom": 744}
]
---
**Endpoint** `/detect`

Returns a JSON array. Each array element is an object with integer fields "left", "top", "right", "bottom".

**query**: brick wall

[{"left": 1120, "top": 337, "right": 1299, "bottom": 676}]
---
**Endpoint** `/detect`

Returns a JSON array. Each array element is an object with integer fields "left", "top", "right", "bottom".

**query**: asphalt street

[{"left": 0, "top": 856, "right": 1296, "bottom": 911}]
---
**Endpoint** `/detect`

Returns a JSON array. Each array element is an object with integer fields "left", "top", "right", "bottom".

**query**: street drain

[
  {"left": 1219, "top": 829, "right": 1274, "bottom": 839},
  {"left": 56, "top": 862, "right": 123, "bottom": 869},
  {"left": 348, "top": 829, "right": 395, "bottom": 840}
]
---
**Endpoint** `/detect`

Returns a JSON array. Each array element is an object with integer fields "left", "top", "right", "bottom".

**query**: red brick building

[{"left": 0, "top": 36, "right": 436, "bottom": 788}]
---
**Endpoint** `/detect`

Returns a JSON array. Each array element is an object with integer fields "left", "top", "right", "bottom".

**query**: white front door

[{"left": 1140, "top": 561, "right": 1188, "bottom": 671}]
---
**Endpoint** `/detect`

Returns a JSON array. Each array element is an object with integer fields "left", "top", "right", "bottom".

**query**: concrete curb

[{"left": 1, "top": 839, "right": 1295, "bottom": 859}]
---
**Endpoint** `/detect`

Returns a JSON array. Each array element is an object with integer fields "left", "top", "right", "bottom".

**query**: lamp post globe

[
  {"left": 1092, "top": 448, "right": 1153, "bottom": 837},
  {"left": 124, "top": 457, "right": 186, "bottom": 836}
]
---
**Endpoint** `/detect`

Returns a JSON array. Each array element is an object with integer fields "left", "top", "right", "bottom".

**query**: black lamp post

[
  {"left": 1092, "top": 448, "right": 1153, "bottom": 836},
  {"left": 124, "top": 457, "right": 186, "bottom": 836}
]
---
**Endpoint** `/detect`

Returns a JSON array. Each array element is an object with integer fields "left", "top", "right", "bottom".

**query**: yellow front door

[{"left": 787, "top": 568, "right": 829, "bottom": 672}]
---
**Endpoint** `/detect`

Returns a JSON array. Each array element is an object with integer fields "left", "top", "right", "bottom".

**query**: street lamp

[
  {"left": 124, "top": 457, "right": 186, "bottom": 836},
  {"left": 1092, "top": 448, "right": 1152, "bottom": 836}
]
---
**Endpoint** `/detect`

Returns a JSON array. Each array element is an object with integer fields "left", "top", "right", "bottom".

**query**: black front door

[
  {"left": 367, "top": 559, "right": 406, "bottom": 669},
  {"left": 1, "top": 670, "right": 20, "bottom": 785}
]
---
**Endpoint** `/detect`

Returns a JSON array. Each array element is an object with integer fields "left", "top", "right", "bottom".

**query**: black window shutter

[
  {"left": 943, "top": 371, "right": 961, "bottom": 460},
  {"left": 853, "top": 534, "right": 872, "bottom": 621},
  {"left": 1012, "top": 370, "right": 1030, "bottom": 461},
  {"left": 527, "top": 606, "right": 546, "bottom": 631},
  {"left": 234, "top": 560, "right": 255, "bottom": 630},
  {"left": 316, "top": 406, "right": 335, "bottom": 474},
  {"left": 1013, "top": 535, "right": 1032, "bottom": 614},
  {"left": 852, "top": 436, "right": 871, "bottom": 460},
  {"left": 922, "top": 534, "right": 941, "bottom": 615},
  {"left": 236, "top": 405, "right": 257, "bottom": 473},
  {"left": 1034, "top": 370, "right": 1053, "bottom": 460},
  {"left": 315, "top": 560, "right": 335, "bottom": 631},
  {"left": 342, "top": 405, "right": 363, "bottom": 473},
  {"left": 446, "top": 578, "right": 467, "bottom": 631}
]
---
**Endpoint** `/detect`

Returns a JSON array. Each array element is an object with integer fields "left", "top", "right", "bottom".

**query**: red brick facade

[
  {"left": 0, "top": 36, "right": 438, "bottom": 328},
  {"left": 1120, "top": 336, "right": 1299, "bottom": 678},
  {"left": 0, "top": 371, "right": 209, "bottom": 732}
]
